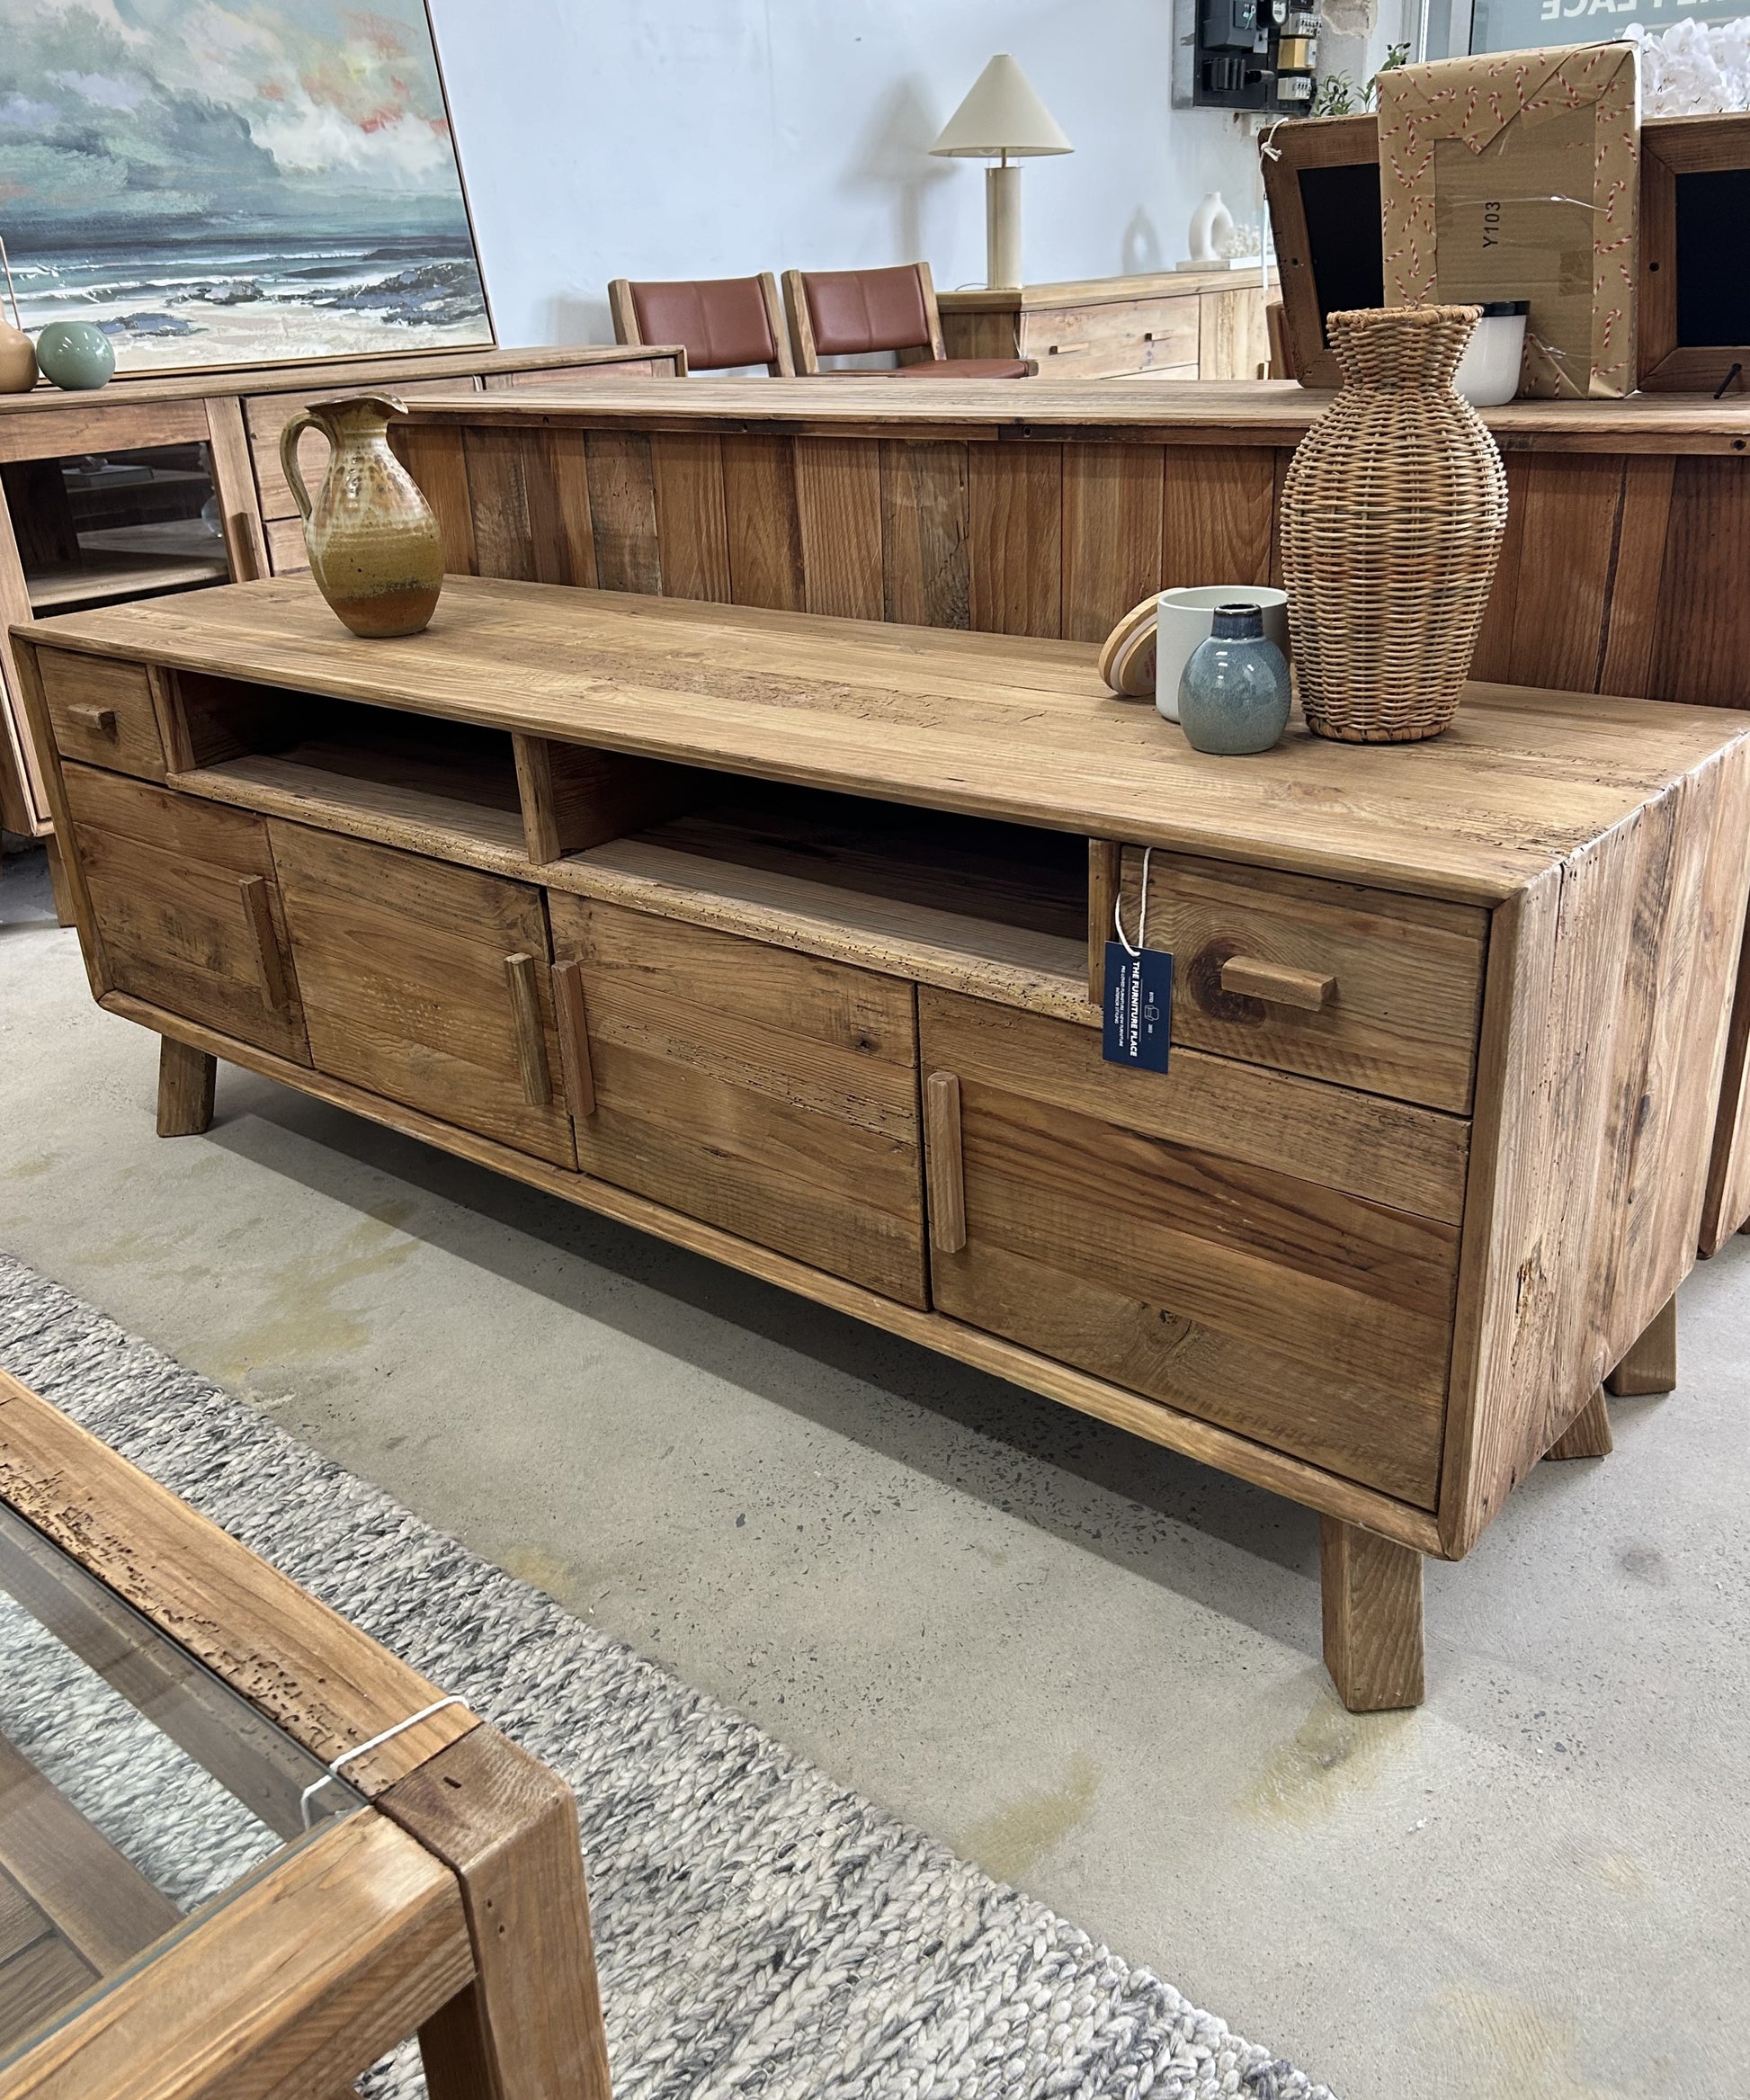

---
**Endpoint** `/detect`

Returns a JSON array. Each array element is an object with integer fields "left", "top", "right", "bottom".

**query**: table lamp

[{"left": 931, "top": 54, "right": 1072, "bottom": 290}]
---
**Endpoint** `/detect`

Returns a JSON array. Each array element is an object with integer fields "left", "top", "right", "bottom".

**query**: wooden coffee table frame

[{"left": 0, "top": 1371, "right": 612, "bottom": 2100}]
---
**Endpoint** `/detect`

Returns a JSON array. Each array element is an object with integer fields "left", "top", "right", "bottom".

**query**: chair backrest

[
  {"left": 608, "top": 273, "right": 792, "bottom": 376},
  {"left": 782, "top": 263, "right": 946, "bottom": 373}
]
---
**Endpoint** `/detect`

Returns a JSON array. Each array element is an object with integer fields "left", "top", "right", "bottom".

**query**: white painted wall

[{"left": 425, "top": 0, "right": 1268, "bottom": 347}]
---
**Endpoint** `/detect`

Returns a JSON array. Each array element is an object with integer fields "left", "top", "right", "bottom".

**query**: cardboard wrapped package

[{"left": 1378, "top": 43, "right": 1639, "bottom": 398}]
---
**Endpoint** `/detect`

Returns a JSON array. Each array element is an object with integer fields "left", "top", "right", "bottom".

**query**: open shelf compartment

[
  {"left": 555, "top": 779, "right": 1095, "bottom": 1023},
  {"left": 168, "top": 674, "right": 528, "bottom": 865}
]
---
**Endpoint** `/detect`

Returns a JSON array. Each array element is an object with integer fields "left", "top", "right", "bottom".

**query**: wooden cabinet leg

[
  {"left": 417, "top": 1982, "right": 498, "bottom": 2100},
  {"left": 387, "top": 1727, "right": 612, "bottom": 2100},
  {"left": 156, "top": 1037, "right": 216, "bottom": 1137},
  {"left": 1605, "top": 1293, "right": 1677, "bottom": 1397},
  {"left": 43, "top": 835, "right": 75, "bottom": 927},
  {"left": 1320, "top": 1516, "right": 1424, "bottom": 1712},
  {"left": 1546, "top": 1388, "right": 1613, "bottom": 1460}
]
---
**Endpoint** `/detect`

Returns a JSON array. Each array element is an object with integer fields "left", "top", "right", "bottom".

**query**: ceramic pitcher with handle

[{"left": 280, "top": 393, "right": 443, "bottom": 638}]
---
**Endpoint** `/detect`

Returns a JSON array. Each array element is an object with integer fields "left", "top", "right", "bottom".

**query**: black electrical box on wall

[{"left": 1191, "top": 0, "right": 1318, "bottom": 112}]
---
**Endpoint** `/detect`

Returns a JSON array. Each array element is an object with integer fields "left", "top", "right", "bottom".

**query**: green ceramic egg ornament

[{"left": 35, "top": 321, "right": 115, "bottom": 391}]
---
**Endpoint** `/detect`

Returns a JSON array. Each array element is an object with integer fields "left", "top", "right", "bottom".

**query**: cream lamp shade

[{"left": 931, "top": 55, "right": 1072, "bottom": 290}]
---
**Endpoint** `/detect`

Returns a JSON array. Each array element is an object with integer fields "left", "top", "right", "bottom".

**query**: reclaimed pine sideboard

[
  {"left": 931, "top": 269, "right": 1276, "bottom": 381},
  {"left": 15, "top": 575, "right": 1750, "bottom": 1711},
  {"left": 382, "top": 375, "right": 1750, "bottom": 1255}
]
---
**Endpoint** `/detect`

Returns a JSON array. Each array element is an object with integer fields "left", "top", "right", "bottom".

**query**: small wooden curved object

[{"left": 1097, "top": 596, "right": 1159, "bottom": 698}]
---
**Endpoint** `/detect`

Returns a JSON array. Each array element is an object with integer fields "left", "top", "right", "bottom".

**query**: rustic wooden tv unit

[{"left": 16, "top": 575, "right": 1750, "bottom": 1712}]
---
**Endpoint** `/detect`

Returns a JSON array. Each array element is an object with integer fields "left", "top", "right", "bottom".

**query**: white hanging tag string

[
  {"left": 299, "top": 1694, "right": 469, "bottom": 1827},
  {"left": 1113, "top": 845, "right": 1153, "bottom": 960}
]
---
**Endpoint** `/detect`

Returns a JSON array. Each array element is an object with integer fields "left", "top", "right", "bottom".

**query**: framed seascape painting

[{"left": 0, "top": 0, "right": 494, "bottom": 374}]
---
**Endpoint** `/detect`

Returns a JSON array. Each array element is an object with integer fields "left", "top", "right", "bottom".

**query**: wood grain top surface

[
  {"left": 0, "top": 344, "right": 674, "bottom": 416},
  {"left": 935, "top": 268, "right": 1277, "bottom": 309},
  {"left": 390, "top": 376, "right": 1750, "bottom": 451},
  {"left": 23, "top": 574, "right": 1750, "bottom": 904}
]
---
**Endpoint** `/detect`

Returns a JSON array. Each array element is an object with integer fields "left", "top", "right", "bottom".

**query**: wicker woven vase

[{"left": 1280, "top": 305, "right": 1508, "bottom": 743}]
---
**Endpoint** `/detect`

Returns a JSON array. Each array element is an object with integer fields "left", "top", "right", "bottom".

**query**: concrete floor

[{"left": 4, "top": 840, "right": 1748, "bottom": 2100}]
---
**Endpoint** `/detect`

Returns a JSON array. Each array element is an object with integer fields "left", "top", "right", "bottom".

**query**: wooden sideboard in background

[
  {"left": 932, "top": 269, "right": 1276, "bottom": 381},
  {"left": 0, "top": 344, "right": 680, "bottom": 843},
  {"left": 389, "top": 379, "right": 1750, "bottom": 710}
]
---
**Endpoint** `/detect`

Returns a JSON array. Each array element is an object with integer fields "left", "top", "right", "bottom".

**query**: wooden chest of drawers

[
  {"left": 934, "top": 270, "right": 1275, "bottom": 382},
  {"left": 17, "top": 575, "right": 1750, "bottom": 1714}
]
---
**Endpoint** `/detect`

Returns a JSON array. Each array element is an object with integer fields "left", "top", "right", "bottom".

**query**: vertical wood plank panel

[
  {"left": 721, "top": 433, "right": 805, "bottom": 611},
  {"left": 969, "top": 442, "right": 1063, "bottom": 638},
  {"left": 524, "top": 428, "right": 597, "bottom": 589},
  {"left": 1648, "top": 456, "right": 1750, "bottom": 710},
  {"left": 391, "top": 426, "right": 478, "bottom": 576},
  {"left": 1269, "top": 448, "right": 1292, "bottom": 591},
  {"left": 461, "top": 428, "right": 533, "bottom": 579},
  {"left": 649, "top": 433, "right": 730, "bottom": 603},
  {"left": 880, "top": 442, "right": 969, "bottom": 629},
  {"left": 1597, "top": 454, "right": 1676, "bottom": 698},
  {"left": 1199, "top": 286, "right": 1271, "bottom": 382},
  {"left": 1469, "top": 451, "right": 1533, "bottom": 684},
  {"left": 585, "top": 431, "right": 662, "bottom": 594},
  {"left": 1061, "top": 443, "right": 1165, "bottom": 641},
  {"left": 1505, "top": 456, "right": 1625, "bottom": 693},
  {"left": 797, "top": 437, "right": 884, "bottom": 621},
  {"left": 1161, "top": 449, "right": 1274, "bottom": 590}
]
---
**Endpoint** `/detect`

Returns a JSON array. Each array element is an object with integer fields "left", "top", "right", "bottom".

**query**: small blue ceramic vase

[
  {"left": 35, "top": 321, "right": 115, "bottom": 392},
  {"left": 1179, "top": 602, "right": 1291, "bottom": 755}
]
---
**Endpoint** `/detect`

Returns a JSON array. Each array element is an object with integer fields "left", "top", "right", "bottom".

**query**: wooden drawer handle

[
  {"left": 67, "top": 703, "right": 118, "bottom": 738},
  {"left": 237, "top": 876, "right": 293, "bottom": 1012},
  {"left": 924, "top": 1070, "right": 967, "bottom": 1256},
  {"left": 1219, "top": 956, "right": 1335, "bottom": 1012},
  {"left": 551, "top": 959, "right": 596, "bottom": 1120},
  {"left": 1044, "top": 343, "right": 1089, "bottom": 356},
  {"left": 504, "top": 953, "right": 553, "bottom": 1106}
]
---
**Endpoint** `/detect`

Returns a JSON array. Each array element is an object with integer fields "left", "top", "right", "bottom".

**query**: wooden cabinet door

[
  {"left": 61, "top": 765, "right": 309, "bottom": 1063},
  {"left": 269, "top": 826, "right": 575, "bottom": 1167},
  {"left": 549, "top": 895, "right": 927, "bottom": 1306},
  {"left": 918, "top": 987, "right": 1467, "bottom": 1508}
]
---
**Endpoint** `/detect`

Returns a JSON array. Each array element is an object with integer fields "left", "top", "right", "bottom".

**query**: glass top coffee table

[{"left": 0, "top": 1368, "right": 611, "bottom": 2100}]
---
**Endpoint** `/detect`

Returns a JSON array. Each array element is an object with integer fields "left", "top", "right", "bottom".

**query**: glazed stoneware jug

[
  {"left": 280, "top": 394, "right": 442, "bottom": 638},
  {"left": 1179, "top": 603, "right": 1291, "bottom": 755}
]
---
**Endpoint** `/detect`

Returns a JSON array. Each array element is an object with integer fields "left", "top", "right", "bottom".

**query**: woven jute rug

[{"left": 0, "top": 1252, "right": 1334, "bottom": 2099}]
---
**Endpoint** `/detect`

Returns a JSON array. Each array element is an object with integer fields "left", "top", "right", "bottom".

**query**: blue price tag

[{"left": 1102, "top": 940, "right": 1173, "bottom": 1071}]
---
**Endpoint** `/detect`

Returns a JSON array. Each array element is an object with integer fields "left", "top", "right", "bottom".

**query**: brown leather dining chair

[
  {"left": 781, "top": 262, "right": 1035, "bottom": 378},
  {"left": 608, "top": 273, "right": 793, "bottom": 375}
]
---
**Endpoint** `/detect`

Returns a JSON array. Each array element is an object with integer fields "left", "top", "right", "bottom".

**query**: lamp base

[{"left": 985, "top": 164, "right": 1022, "bottom": 290}]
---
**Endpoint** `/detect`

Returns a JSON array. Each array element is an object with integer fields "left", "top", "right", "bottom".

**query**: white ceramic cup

[{"left": 1156, "top": 586, "right": 1290, "bottom": 722}]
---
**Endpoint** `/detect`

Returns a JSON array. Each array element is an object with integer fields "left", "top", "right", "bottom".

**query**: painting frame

[{"left": 0, "top": 0, "right": 498, "bottom": 380}]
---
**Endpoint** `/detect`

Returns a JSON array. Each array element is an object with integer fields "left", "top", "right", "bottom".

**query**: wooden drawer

[
  {"left": 1112, "top": 848, "right": 1488, "bottom": 1113},
  {"left": 1018, "top": 296, "right": 1201, "bottom": 380},
  {"left": 269, "top": 826, "right": 576, "bottom": 1166},
  {"left": 549, "top": 895, "right": 928, "bottom": 1306},
  {"left": 246, "top": 379, "right": 485, "bottom": 522},
  {"left": 38, "top": 650, "right": 166, "bottom": 782},
  {"left": 919, "top": 988, "right": 1463, "bottom": 1506},
  {"left": 62, "top": 765, "right": 308, "bottom": 1063}
]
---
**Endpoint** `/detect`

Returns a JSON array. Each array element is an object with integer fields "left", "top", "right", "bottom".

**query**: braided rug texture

[{"left": 0, "top": 1253, "right": 1333, "bottom": 2100}]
